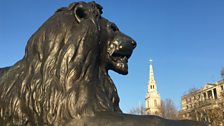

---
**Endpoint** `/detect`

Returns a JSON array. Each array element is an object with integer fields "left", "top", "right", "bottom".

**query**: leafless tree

[
  {"left": 184, "top": 87, "right": 198, "bottom": 96},
  {"left": 129, "top": 104, "right": 146, "bottom": 115},
  {"left": 160, "top": 99, "right": 179, "bottom": 120},
  {"left": 129, "top": 99, "right": 179, "bottom": 119},
  {"left": 221, "top": 68, "right": 224, "bottom": 80}
]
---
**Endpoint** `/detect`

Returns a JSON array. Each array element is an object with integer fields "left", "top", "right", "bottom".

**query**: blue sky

[{"left": 0, "top": 0, "right": 224, "bottom": 113}]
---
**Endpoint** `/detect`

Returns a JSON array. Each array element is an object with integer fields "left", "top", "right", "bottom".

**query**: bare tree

[
  {"left": 129, "top": 104, "right": 146, "bottom": 115},
  {"left": 184, "top": 87, "right": 198, "bottom": 96},
  {"left": 221, "top": 67, "right": 224, "bottom": 80},
  {"left": 129, "top": 99, "right": 179, "bottom": 119},
  {"left": 160, "top": 99, "right": 179, "bottom": 120}
]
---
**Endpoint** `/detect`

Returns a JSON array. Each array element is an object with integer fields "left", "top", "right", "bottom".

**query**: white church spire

[
  {"left": 148, "top": 60, "right": 157, "bottom": 92},
  {"left": 145, "top": 59, "right": 161, "bottom": 116}
]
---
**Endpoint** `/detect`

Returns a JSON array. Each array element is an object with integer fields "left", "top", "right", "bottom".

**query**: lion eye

[{"left": 110, "top": 24, "right": 119, "bottom": 32}]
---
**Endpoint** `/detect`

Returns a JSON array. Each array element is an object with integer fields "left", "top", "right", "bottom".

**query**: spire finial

[{"left": 149, "top": 59, "right": 153, "bottom": 64}]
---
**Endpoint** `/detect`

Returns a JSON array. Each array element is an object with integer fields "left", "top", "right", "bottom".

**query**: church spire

[
  {"left": 148, "top": 60, "right": 157, "bottom": 93},
  {"left": 145, "top": 59, "right": 161, "bottom": 116}
]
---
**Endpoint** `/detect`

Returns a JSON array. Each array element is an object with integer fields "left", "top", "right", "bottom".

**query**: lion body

[{"left": 0, "top": 2, "right": 122, "bottom": 125}]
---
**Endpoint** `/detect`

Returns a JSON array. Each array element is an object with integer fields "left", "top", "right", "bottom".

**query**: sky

[{"left": 0, "top": 0, "right": 224, "bottom": 113}]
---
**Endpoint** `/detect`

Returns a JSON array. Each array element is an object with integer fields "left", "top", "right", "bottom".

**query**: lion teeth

[
  {"left": 122, "top": 56, "right": 128, "bottom": 63},
  {"left": 111, "top": 55, "right": 128, "bottom": 63}
]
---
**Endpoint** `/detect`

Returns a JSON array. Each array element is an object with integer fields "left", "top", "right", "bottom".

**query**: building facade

[
  {"left": 145, "top": 61, "right": 161, "bottom": 116},
  {"left": 180, "top": 80, "right": 224, "bottom": 126}
]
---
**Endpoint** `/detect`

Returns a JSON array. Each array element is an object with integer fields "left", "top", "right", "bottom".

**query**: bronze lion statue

[{"left": 0, "top": 1, "right": 206, "bottom": 126}]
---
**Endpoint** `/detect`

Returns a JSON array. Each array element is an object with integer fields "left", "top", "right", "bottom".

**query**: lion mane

[{"left": 0, "top": 2, "right": 136, "bottom": 125}]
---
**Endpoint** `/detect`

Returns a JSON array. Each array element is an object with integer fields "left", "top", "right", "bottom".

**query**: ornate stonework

[{"left": 180, "top": 80, "right": 224, "bottom": 125}]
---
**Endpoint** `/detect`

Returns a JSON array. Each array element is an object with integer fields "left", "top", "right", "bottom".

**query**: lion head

[
  {"left": 0, "top": 2, "right": 136, "bottom": 125},
  {"left": 99, "top": 18, "right": 136, "bottom": 75}
]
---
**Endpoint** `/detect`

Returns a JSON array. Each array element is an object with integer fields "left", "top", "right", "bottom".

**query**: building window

[
  {"left": 154, "top": 99, "right": 157, "bottom": 107},
  {"left": 196, "top": 95, "right": 200, "bottom": 100},
  {"left": 188, "top": 98, "right": 191, "bottom": 102},
  {"left": 207, "top": 90, "right": 212, "bottom": 99},
  {"left": 183, "top": 114, "right": 185, "bottom": 118},
  {"left": 150, "top": 85, "right": 155, "bottom": 89},
  {"left": 221, "top": 85, "right": 224, "bottom": 90},
  {"left": 203, "top": 92, "right": 206, "bottom": 99},
  {"left": 213, "top": 88, "right": 218, "bottom": 99}
]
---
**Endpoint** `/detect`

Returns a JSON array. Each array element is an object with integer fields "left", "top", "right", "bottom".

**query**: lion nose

[{"left": 131, "top": 40, "right": 137, "bottom": 48}]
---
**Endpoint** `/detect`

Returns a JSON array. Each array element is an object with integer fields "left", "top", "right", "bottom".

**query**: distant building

[
  {"left": 180, "top": 80, "right": 224, "bottom": 125},
  {"left": 145, "top": 61, "right": 161, "bottom": 116}
]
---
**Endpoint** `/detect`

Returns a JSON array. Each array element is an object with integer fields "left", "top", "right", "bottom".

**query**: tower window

[
  {"left": 154, "top": 99, "right": 157, "bottom": 107},
  {"left": 151, "top": 85, "right": 154, "bottom": 89},
  {"left": 151, "top": 85, "right": 155, "bottom": 89}
]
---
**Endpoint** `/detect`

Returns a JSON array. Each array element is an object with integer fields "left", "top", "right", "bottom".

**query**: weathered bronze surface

[{"left": 0, "top": 1, "right": 206, "bottom": 126}]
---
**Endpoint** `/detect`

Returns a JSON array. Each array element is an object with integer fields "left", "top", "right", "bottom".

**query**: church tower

[{"left": 145, "top": 60, "right": 161, "bottom": 116}]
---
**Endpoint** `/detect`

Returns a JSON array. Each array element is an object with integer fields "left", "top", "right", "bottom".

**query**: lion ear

[{"left": 74, "top": 4, "right": 88, "bottom": 23}]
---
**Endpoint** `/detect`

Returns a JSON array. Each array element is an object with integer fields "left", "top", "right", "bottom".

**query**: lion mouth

[
  {"left": 111, "top": 55, "right": 128, "bottom": 64},
  {"left": 106, "top": 38, "right": 136, "bottom": 75},
  {"left": 109, "top": 51, "right": 132, "bottom": 75}
]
